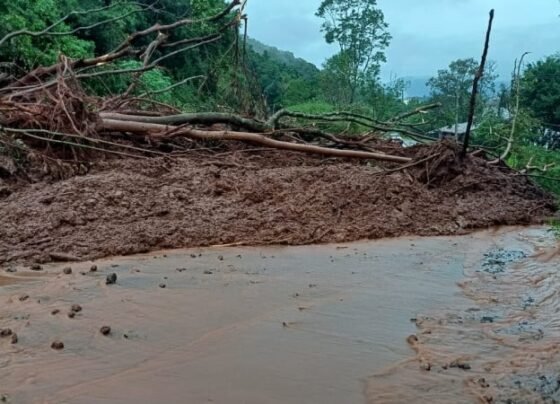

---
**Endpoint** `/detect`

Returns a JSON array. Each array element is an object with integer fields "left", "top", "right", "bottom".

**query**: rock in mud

[
  {"left": 51, "top": 341, "right": 64, "bottom": 350},
  {"left": 407, "top": 334, "right": 419, "bottom": 345},
  {"left": 203, "top": 270, "right": 213, "bottom": 275},
  {"left": 0, "top": 328, "right": 13, "bottom": 337},
  {"left": 30, "top": 264, "right": 42, "bottom": 271},
  {"left": 71, "top": 304, "right": 82, "bottom": 313},
  {"left": 106, "top": 273, "right": 117, "bottom": 285},
  {"left": 482, "top": 249, "right": 527, "bottom": 274},
  {"left": 18, "top": 295, "right": 29, "bottom": 302},
  {"left": 51, "top": 309, "right": 60, "bottom": 315},
  {"left": 159, "top": 283, "right": 166, "bottom": 288},
  {"left": 100, "top": 326, "right": 111, "bottom": 336},
  {"left": 68, "top": 312, "right": 76, "bottom": 319},
  {"left": 450, "top": 359, "right": 471, "bottom": 370},
  {"left": 5, "top": 268, "right": 16, "bottom": 273},
  {"left": 62, "top": 267, "right": 72, "bottom": 275},
  {"left": 90, "top": 265, "right": 97, "bottom": 272},
  {"left": 478, "top": 378, "right": 490, "bottom": 388},
  {"left": 10, "top": 333, "right": 18, "bottom": 344}
]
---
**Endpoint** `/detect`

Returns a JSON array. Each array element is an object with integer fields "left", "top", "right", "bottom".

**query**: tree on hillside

[
  {"left": 427, "top": 58, "right": 497, "bottom": 133},
  {"left": 316, "top": 0, "right": 391, "bottom": 105},
  {"left": 520, "top": 55, "right": 560, "bottom": 128}
]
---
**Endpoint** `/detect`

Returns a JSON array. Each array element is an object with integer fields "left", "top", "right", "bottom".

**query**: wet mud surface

[
  {"left": 1, "top": 226, "right": 557, "bottom": 403},
  {"left": 0, "top": 147, "right": 554, "bottom": 265},
  {"left": 367, "top": 227, "right": 560, "bottom": 404}
]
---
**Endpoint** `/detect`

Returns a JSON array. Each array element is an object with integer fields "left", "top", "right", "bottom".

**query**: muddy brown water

[{"left": 0, "top": 227, "right": 558, "bottom": 403}]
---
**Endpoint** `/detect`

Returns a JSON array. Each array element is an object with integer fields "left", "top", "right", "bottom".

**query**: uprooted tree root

[{"left": 0, "top": 141, "right": 556, "bottom": 265}]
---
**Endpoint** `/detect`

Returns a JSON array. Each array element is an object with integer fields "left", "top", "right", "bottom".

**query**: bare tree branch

[{"left": 490, "top": 52, "right": 530, "bottom": 164}]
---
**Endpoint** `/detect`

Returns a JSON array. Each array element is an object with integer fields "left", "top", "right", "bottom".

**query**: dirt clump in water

[{"left": 0, "top": 142, "right": 555, "bottom": 265}]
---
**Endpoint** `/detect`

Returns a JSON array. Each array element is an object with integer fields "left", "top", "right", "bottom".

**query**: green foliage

[
  {"left": 550, "top": 218, "right": 560, "bottom": 239},
  {"left": 520, "top": 55, "right": 560, "bottom": 127},
  {"left": 508, "top": 145, "right": 560, "bottom": 196},
  {"left": 427, "top": 58, "right": 497, "bottom": 128},
  {"left": 247, "top": 41, "right": 321, "bottom": 111},
  {"left": 0, "top": 0, "right": 94, "bottom": 67},
  {"left": 473, "top": 109, "right": 560, "bottom": 197}
]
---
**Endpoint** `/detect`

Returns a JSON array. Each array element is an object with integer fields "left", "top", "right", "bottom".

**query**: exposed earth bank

[{"left": 0, "top": 142, "right": 556, "bottom": 265}]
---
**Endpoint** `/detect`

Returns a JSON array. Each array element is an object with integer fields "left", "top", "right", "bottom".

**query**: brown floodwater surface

[
  {"left": 0, "top": 227, "right": 557, "bottom": 403},
  {"left": 367, "top": 227, "right": 560, "bottom": 403}
]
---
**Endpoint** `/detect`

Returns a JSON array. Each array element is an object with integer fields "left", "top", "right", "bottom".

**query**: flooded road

[
  {"left": 0, "top": 227, "right": 557, "bottom": 403},
  {"left": 368, "top": 228, "right": 560, "bottom": 403}
]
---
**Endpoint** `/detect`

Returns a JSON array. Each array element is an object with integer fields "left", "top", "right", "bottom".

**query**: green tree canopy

[
  {"left": 316, "top": 0, "right": 391, "bottom": 105},
  {"left": 427, "top": 58, "right": 497, "bottom": 128},
  {"left": 520, "top": 55, "right": 560, "bottom": 127}
]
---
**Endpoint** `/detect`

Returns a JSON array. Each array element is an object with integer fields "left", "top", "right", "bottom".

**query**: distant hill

[
  {"left": 246, "top": 38, "right": 319, "bottom": 79},
  {"left": 247, "top": 39, "right": 433, "bottom": 99}
]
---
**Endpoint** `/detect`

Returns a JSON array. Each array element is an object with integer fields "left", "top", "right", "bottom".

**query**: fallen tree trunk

[
  {"left": 99, "top": 119, "right": 413, "bottom": 163},
  {"left": 100, "top": 111, "right": 268, "bottom": 132}
]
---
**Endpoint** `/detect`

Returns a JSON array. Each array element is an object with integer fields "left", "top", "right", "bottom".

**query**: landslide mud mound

[{"left": 0, "top": 143, "right": 556, "bottom": 265}]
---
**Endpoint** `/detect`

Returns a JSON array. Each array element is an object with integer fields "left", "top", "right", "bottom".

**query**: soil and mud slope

[{"left": 0, "top": 142, "right": 556, "bottom": 265}]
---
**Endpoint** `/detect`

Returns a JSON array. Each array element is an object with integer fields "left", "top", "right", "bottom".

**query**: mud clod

[
  {"left": 106, "top": 273, "right": 117, "bottom": 285},
  {"left": 51, "top": 341, "right": 64, "bottom": 350},
  {"left": 0, "top": 329, "right": 13, "bottom": 337},
  {"left": 51, "top": 309, "right": 60, "bottom": 315},
  {"left": 30, "top": 264, "right": 42, "bottom": 271},
  {"left": 100, "top": 326, "right": 111, "bottom": 336},
  {"left": 159, "top": 283, "right": 166, "bottom": 288},
  {"left": 10, "top": 333, "right": 18, "bottom": 344},
  {"left": 71, "top": 304, "right": 82, "bottom": 313},
  {"left": 407, "top": 334, "right": 419, "bottom": 345},
  {"left": 450, "top": 359, "right": 471, "bottom": 370},
  {"left": 18, "top": 295, "right": 29, "bottom": 302},
  {"left": 90, "top": 265, "right": 97, "bottom": 272},
  {"left": 478, "top": 378, "right": 490, "bottom": 388},
  {"left": 62, "top": 267, "right": 72, "bottom": 275}
]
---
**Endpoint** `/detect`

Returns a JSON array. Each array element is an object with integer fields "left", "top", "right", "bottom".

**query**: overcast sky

[{"left": 245, "top": 0, "right": 560, "bottom": 81}]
